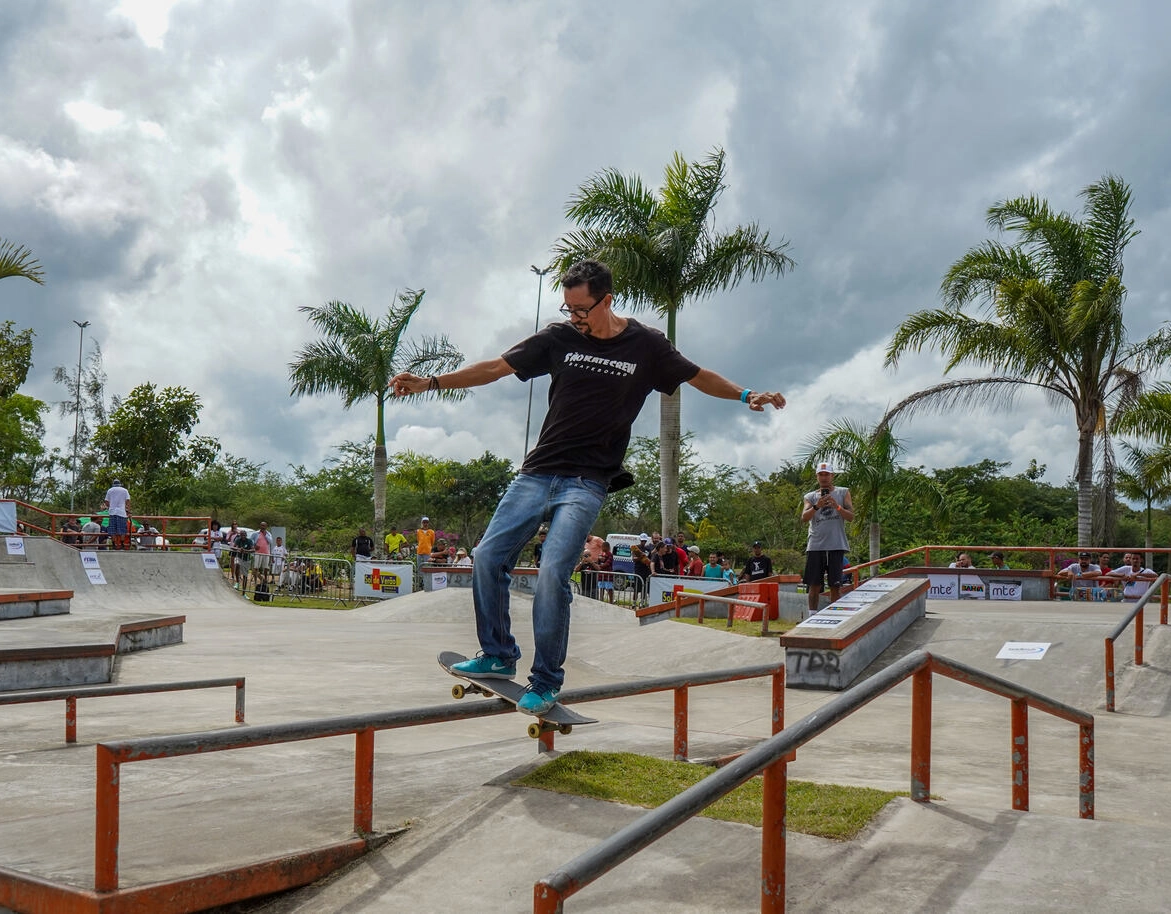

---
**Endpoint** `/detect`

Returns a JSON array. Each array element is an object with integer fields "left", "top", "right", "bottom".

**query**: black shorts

[{"left": 803, "top": 549, "right": 845, "bottom": 589}]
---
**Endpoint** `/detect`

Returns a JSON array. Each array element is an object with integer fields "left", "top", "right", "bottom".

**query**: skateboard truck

[{"left": 527, "top": 719, "right": 574, "bottom": 739}]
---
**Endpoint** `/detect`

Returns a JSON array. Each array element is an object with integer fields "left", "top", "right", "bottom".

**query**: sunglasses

[{"left": 559, "top": 295, "right": 605, "bottom": 319}]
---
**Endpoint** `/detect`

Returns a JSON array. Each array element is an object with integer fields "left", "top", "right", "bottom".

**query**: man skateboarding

[{"left": 391, "top": 259, "right": 787, "bottom": 715}]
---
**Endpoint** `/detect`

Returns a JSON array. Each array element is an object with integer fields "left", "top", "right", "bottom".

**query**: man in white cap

[
  {"left": 415, "top": 517, "right": 435, "bottom": 562},
  {"left": 800, "top": 461, "right": 854, "bottom": 616}
]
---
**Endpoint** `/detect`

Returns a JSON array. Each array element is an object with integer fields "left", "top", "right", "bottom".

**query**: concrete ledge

[
  {"left": 779, "top": 578, "right": 928, "bottom": 689},
  {"left": 0, "top": 588, "right": 72, "bottom": 620}
]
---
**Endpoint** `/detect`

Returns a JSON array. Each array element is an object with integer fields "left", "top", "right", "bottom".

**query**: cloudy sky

[{"left": 4, "top": 0, "right": 1170, "bottom": 490}]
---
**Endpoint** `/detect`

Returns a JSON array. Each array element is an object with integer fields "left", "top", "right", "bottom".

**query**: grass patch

[
  {"left": 513, "top": 751, "right": 900, "bottom": 840},
  {"left": 673, "top": 616, "right": 797, "bottom": 637}
]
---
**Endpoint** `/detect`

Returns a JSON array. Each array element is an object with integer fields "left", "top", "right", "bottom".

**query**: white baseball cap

[
  {"left": 815, "top": 461, "right": 835, "bottom": 474},
  {"left": 421, "top": 516, "right": 430, "bottom": 522}
]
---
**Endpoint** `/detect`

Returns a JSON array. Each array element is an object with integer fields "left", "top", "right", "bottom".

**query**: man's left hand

[{"left": 748, "top": 391, "right": 786, "bottom": 412}]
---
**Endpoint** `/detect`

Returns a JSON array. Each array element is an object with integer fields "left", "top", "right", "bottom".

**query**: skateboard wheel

[
  {"left": 451, "top": 684, "right": 466, "bottom": 700},
  {"left": 559, "top": 724, "right": 573, "bottom": 735},
  {"left": 527, "top": 722, "right": 542, "bottom": 739}
]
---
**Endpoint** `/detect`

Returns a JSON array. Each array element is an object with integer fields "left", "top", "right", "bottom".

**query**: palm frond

[
  {"left": 564, "top": 169, "right": 657, "bottom": 236},
  {"left": 879, "top": 376, "right": 1062, "bottom": 431},
  {"left": 1079, "top": 174, "right": 1139, "bottom": 279},
  {"left": 0, "top": 240, "right": 45, "bottom": 284},
  {"left": 685, "top": 224, "right": 794, "bottom": 299}
]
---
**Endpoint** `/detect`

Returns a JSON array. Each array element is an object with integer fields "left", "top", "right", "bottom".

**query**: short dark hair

[{"left": 561, "top": 259, "right": 613, "bottom": 299}]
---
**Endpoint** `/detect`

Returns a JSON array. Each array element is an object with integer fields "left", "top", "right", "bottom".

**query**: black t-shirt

[
  {"left": 503, "top": 319, "right": 700, "bottom": 486},
  {"left": 352, "top": 535, "right": 374, "bottom": 557},
  {"left": 741, "top": 554, "right": 773, "bottom": 581}
]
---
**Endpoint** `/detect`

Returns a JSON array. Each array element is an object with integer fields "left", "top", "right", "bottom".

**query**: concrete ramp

[{"left": 0, "top": 537, "right": 241, "bottom": 613}]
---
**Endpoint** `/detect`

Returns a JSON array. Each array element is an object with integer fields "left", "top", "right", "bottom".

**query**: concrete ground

[{"left": 1, "top": 552, "right": 1170, "bottom": 912}]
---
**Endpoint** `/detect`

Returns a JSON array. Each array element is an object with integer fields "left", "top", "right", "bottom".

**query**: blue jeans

[{"left": 471, "top": 473, "right": 606, "bottom": 691}]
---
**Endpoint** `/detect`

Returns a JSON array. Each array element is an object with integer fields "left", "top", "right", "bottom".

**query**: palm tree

[
  {"left": 803, "top": 419, "right": 939, "bottom": 569},
  {"left": 884, "top": 175, "right": 1171, "bottom": 546},
  {"left": 1116, "top": 441, "right": 1171, "bottom": 566},
  {"left": 550, "top": 147, "right": 794, "bottom": 535},
  {"left": 0, "top": 240, "right": 44, "bottom": 284},
  {"left": 288, "top": 290, "right": 464, "bottom": 546}
]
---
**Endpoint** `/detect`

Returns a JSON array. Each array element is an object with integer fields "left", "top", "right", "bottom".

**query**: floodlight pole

[
  {"left": 524, "top": 266, "right": 551, "bottom": 459},
  {"left": 70, "top": 320, "right": 90, "bottom": 512}
]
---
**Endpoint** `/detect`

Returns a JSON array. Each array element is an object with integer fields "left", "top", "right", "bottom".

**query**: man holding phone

[{"left": 800, "top": 461, "right": 854, "bottom": 616}]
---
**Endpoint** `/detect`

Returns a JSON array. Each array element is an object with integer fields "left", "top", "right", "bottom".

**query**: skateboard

[{"left": 438, "top": 651, "right": 597, "bottom": 739}]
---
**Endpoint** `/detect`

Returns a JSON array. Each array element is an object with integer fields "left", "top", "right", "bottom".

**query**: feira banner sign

[{"left": 353, "top": 562, "right": 415, "bottom": 600}]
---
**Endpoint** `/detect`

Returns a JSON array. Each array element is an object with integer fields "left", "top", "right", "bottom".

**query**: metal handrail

[
  {"left": 533, "top": 649, "right": 1094, "bottom": 914},
  {"left": 0, "top": 677, "right": 245, "bottom": 743},
  {"left": 86, "top": 662, "right": 783, "bottom": 902},
  {"left": 1104, "top": 574, "right": 1171, "bottom": 711},
  {"left": 847, "top": 544, "right": 1171, "bottom": 583}
]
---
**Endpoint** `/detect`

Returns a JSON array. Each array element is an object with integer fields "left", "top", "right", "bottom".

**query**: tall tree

[
  {"left": 0, "top": 240, "right": 44, "bottom": 284},
  {"left": 884, "top": 175, "right": 1170, "bottom": 546},
  {"left": 803, "top": 419, "right": 939, "bottom": 567},
  {"left": 288, "top": 290, "right": 464, "bottom": 546},
  {"left": 1116, "top": 441, "right": 1171, "bottom": 564},
  {"left": 0, "top": 321, "right": 35, "bottom": 400},
  {"left": 89, "top": 383, "right": 220, "bottom": 509},
  {"left": 551, "top": 147, "right": 794, "bottom": 535}
]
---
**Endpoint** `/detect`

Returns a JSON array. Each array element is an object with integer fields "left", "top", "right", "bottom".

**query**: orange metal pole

[
  {"left": 1135, "top": 607, "right": 1145, "bottom": 667},
  {"left": 94, "top": 745, "right": 120, "bottom": 892},
  {"left": 65, "top": 695, "right": 77, "bottom": 743},
  {"left": 1162, "top": 578, "right": 1169, "bottom": 626},
  {"left": 235, "top": 679, "right": 246, "bottom": 723},
  {"left": 674, "top": 686, "right": 689, "bottom": 761},
  {"left": 1079, "top": 722, "right": 1095, "bottom": 819},
  {"left": 1105, "top": 639, "right": 1115, "bottom": 712},
  {"left": 354, "top": 729, "right": 374, "bottom": 834},
  {"left": 1011, "top": 698, "right": 1028, "bottom": 811},
  {"left": 772, "top": 669, "right": 785, "bottom": 736},
  {"left": 697, "top": 597, "right": 705, "bottom": 625},
  {"left": 538, "top": 730, "right": 555, "bottom": 753},
  {"left": 760, "top": 758, "right": 787, "bottom": 913},
  {"left": 910, "top": 666, "right": 932, "bottom": 803},
  {"left": 534, "top": 883, "right": 565, "bottom": 913}
]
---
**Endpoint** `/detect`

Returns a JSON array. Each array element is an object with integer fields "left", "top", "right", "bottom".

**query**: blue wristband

[{"left": 740, "top": 388, "right": 751, "bottom": 403}]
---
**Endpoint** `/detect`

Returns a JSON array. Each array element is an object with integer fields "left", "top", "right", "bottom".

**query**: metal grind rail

[
  {"left": 4, "top": 662, "right": 784, "bottom": 913},
  {"left": 0, "top": 677, "right": 245, "bottom": 744},
  {"left": 1105, "top": 574, "right": 1171, "bottom": 711},
  {"left": 673, "top": 591, "right": 770, "bottom": 633},
  {"left": 533, "top": 649, "right": 1094, "bottom": 914}
]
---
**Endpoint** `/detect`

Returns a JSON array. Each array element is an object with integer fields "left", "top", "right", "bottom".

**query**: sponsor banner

[
  {"left": 958, "top": 574, "right": 986, "bottom": 600},
  {"left": 5, "top": 536, "right": 25, "bottom": 555},
  {"left": 650, "top": 575, "right": 727, "bottom": 607},
  {"left": 821, "top": 603, "right": 864, "bottom": 614},
  {"left": 431, "top": 572, "right": 448, "bottom": 591},
  {"left": 86, "top": 568, "right": 107, "bottom": 585},
  {"left": 202, "top": 553, "right": 220, "bottom": 570},
  {"left": 996, "top": 641, "right": 1051, "bottom": 661},
  {"left": 354, "top": 562, "right": 415, "bottom": 600},
  {"left": 80, "top": 552, "right": 101, "bottom": 569},
  {"left": 927, "top": 573, "right": 958, "bottom": 599},
  {"left": 0, "top": 501, "right": 14, "bottom": 534},
  {"left": 987, "top": 579, "right": 1023, "bottom": 601}
]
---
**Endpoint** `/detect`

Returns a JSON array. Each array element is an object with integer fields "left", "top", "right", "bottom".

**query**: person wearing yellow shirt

[
  {"left": 415, "top": 517, "right": 435, "bottom": 557},
  {"left": 384, "top": 523, "right": 408, "bottom": 558}
]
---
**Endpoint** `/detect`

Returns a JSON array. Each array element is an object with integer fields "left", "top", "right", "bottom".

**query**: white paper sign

[
  {"left": 927, "top": 573, "right": 958, "bottom": 599},
  {"left": 86, "top": 568, "right": 107, "bottom": 585},
  {"left": 855, "top": 579, "right": 903, "bottom": 592},
  {"left": 833, "top": 589, "right": 883, "bottom": 605},
  {"left": 431, "top": 572, "right": 448, "bottom": 591},
  {"left": 202, "top": 553, "right": 220, "bottom": 570},
  {"left": 80, "top": 552, "right": 101, "bottom": 569},
  {"left": 796, "top": 615, "right": 846, "bottom": 627},
  {"left": 996, "top": 642, "right": 1051, "bottom": 661},
  {"left": 5, "top": 536, "right": 25, "bottom": 555},
  {"left": 821, "top": 603, "right": 864, "bottom": 614}
]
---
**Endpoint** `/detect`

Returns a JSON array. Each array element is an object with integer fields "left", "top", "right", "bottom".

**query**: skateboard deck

[{"left": 439, "top": 651, "right": 596, "bottom": 738}]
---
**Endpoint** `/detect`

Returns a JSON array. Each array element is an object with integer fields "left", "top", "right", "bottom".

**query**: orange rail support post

[
  {"left": 673, "top": 686, "right": 689, "bottom": 761},
  {"left": 1105, "top": 639, "right": 1116, "bottom": 712},
  {"left": 94, "top": 744, "right": 120, "bottom": 893},
  {"left": 1162, "top": 578, "right": 1169, "bottom": 626},
  {"left": 354, "top": 728, "right": 374, "bottom": 834},
  {"left": 1011, "top": 698, "right": 1029, "bottom": 811},
  {"left": 1135, "top": 606, "right": 1145, "bottom": 667},
  {"left": 910, "top": 665, "right": 931, "bottom": 802},
  {"left": 1079, "top": 722, "right": 1095, "bottom": 819},
  {"left": 65, "top": 696, "right": 77, "bottom": 743},
  {"left": 760, "top": 756, "right": 787, "bottom": 913}
]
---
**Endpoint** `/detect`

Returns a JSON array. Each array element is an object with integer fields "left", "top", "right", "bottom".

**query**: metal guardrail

[
  {"left": 1104, "top": 574, "right": 1171, "bottom": 711},
  {"left": 672, "top": 590, "right": 770, "bottom": 634},
  {"left": 532, "top": 649, "right": 1094, "bottom": 914},
  {"left": 572, "top": 569, "right": 648, "bottom": 608},
  {"left": 0, "top": 677, "right": 245, "bottom": 743},
  {"left": 69, "top": 662, "right": 783, "bottom": 909}
]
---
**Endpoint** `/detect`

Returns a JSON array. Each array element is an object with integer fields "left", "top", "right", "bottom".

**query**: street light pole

[
  {"left": 523, "top": 265, "right": 551, "bottom": 459},
  {"left": 70, "top": 320, "right": 90, "bottom": 511}
]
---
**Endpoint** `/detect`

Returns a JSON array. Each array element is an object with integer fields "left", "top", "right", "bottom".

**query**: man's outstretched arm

[
  {"left": 687, "top": 368, "right": 786, "bottom": 412},
  {"left": 391, "top": 358, "right": 516, "bottom": 396}
]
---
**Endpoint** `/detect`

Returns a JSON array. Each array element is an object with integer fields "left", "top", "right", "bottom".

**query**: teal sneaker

[
  {"left": 451, "top": 653, "right": 516, "bottom": 680},
  {"left": 516, "top": 686, "right": 560, "bottom": 716}
]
